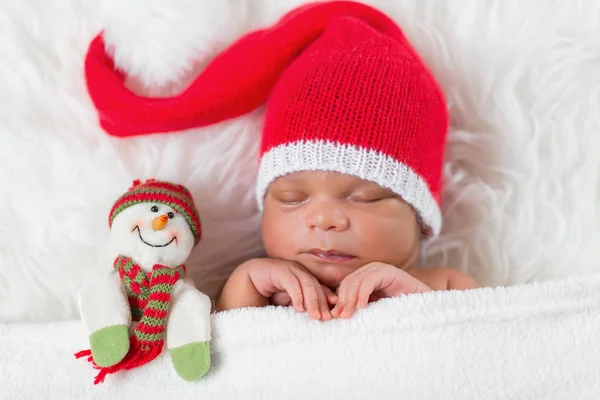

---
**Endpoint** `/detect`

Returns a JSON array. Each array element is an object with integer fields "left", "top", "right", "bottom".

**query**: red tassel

[
  {"left": 94, "top": 368, "right": 111, "bottom": 385},
  {"left": 74, "top": 349, "right": 92, "bottom": 359},
  {"left": 76, "top": 336, "right": 164, "bottom": 385}
]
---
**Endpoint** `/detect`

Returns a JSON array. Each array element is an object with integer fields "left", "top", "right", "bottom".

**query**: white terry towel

[{"left": 3, "top": 273, "right": 600, "bottom": 399}]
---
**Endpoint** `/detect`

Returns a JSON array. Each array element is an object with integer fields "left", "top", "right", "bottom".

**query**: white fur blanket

[
  {"left": 2, "top": 0, "right": 600, "bottom": 323},
  {"left": 2, "top": 0, "right": 600, "bottom": 398},
  {"left": 3, "top": 275, "right": 600, "bottom": 399}
]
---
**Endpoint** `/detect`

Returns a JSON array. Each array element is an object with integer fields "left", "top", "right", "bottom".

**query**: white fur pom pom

[{"left": 100, "top": 0, "right": 251, "bottom": 95}]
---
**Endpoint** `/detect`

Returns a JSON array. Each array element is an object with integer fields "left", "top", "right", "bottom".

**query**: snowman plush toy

[{"left": 75, "top": 179, "right": 212, "bottom": 385}]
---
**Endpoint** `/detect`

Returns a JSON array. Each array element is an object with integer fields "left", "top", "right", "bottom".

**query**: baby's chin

[
  {"left": 308, "top": 265, "right": 356, "bottom": 289},
  {"left": 290, "top": 254, "right": 360, "bottom": 288}
]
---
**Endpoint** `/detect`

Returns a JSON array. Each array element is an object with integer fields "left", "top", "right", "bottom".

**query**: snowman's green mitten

[
  {"left": 170, "top": 341, "right": 211, "bottom": 381},
  {"left": 89, "top": 324, "right": 130, "bottom": 367}
]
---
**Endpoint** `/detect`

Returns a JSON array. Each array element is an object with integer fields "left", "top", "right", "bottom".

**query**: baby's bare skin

[{"left": 217, "top": 170, "right": 478, "bottom": 319}]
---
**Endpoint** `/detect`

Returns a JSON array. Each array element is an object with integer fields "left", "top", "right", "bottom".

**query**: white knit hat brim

[{"left": 256, "top": 140, "right": 442, "bottom": 236}]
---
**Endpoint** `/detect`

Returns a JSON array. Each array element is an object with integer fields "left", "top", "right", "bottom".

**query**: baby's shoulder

[{"left": 407, "top": 267, "right": 479, "bottom": 291}]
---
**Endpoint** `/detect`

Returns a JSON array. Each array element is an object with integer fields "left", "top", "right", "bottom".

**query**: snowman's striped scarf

[{"left": 76, "top": 255, "right": 186, "bottom": 384}]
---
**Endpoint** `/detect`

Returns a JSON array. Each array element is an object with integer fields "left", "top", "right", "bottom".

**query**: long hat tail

[{"left": 84, "top": 1, "right": 406, "bottom": 137}]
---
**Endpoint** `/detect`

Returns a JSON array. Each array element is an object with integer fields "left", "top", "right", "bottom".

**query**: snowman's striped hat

[{"left": 109, "top": 179, "right": 202, "bottom": 245}]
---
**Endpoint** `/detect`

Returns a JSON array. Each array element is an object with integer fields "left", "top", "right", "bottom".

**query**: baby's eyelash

[
  {"left": 276, "top": 192, "right": 308, "bottom": 204},
  {"left": 350, "top": 196, "right": 382, "bottom": 203}
]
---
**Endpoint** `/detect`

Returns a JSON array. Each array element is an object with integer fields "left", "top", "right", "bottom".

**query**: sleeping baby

[{"left": 213, "top": 2, "right": 479, "bottom": 320}]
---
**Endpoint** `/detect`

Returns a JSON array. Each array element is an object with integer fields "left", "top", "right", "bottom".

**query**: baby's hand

[
  {"left": 331, "top": 262, "right": 431, "bottom": 319},
  {"left": 271, "top": 285, "right": 337, "bottom": 313},
  {"left": 246, "top": 258, "right": 336, "bottom": 321}
]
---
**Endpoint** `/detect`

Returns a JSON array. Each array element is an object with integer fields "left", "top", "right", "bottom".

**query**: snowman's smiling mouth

[{"left": 132, "top": 226, "right": 177, "bottom": 248}]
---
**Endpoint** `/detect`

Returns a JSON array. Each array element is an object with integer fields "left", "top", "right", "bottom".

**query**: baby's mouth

[
  {"left": 306, "top": 248, "right": 356, "bottom": 263},
  {"left": 132, "top": 226, "right": 177, "bottom": 248}
]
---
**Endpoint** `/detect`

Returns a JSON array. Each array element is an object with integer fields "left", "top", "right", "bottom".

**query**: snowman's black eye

[
  {"left": 151, "top": 206, "right": 159, "bottom": 212},
  {"left": 167, "top": 212, "right": 175, "bottom": 219}
]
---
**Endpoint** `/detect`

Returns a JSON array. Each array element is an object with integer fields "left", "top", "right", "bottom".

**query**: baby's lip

[{"left": 306, "top": 248, "right": 356, "bottom": 262}]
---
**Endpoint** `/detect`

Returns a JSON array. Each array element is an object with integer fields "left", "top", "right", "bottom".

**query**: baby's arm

[
  {"left": 446, "top": 268, "right": 479, "bottom": 290},
  {"left": 216, "top": 258, "right": 334, "bottom": 320},
  {"left": 216, "top": 260, "right": 270, "bottom": 312},
  {"left": 408, "top": 267, "right": 479, "bottom": 291}
]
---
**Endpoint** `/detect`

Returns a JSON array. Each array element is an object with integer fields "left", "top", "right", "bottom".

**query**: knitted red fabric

[
  {"left": 84, "top": 1, "right": 448, "bottom": 235},
  {"left": 257, "top": 17, "right": 447, "bottom": 225},
  {"left": 84, "top": 1, "right": 405, "bottom": 137}
]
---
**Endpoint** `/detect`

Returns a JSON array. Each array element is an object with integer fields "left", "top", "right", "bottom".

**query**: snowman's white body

[{"left": 78, "top": 202, "right": 212, "bottom": 356}]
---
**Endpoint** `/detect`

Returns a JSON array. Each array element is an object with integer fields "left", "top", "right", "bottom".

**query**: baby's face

[{"left": 261, "top": 171, "right": 420, "bottom": 288}]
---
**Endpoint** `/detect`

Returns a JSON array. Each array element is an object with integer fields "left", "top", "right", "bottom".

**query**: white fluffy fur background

[{"left": 1, "top": 0, "right": 599, "bottom": 322}]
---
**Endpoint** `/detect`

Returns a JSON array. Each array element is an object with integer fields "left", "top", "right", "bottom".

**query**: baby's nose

[{"left": 306, "top": 203, "right": 349, "bottom": 232}]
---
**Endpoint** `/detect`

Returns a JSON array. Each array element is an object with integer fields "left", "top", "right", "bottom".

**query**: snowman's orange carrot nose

[{"left": 152, "top": 214, "right": 169, "bottom": 231}]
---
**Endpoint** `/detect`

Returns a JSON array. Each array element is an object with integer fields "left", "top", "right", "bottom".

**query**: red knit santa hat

[{"left": 84, "top": 1, "right": 448, "bottom": 236}]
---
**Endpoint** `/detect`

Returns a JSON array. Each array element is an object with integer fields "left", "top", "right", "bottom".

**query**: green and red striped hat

[{"left": 109, "top": 179, "right": 202, "bottom": 245}]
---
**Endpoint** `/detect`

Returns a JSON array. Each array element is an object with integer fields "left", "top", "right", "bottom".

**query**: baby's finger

[
  {"left": 315, "top": 285, "right": 332, "bottom": 321},
  {"left": 330, "top": 282, "right": 346, "bottom": 317},
  {"left": 330, "top": 302, "right": 342, "bottom": 318},
  {"left": 339, "top": 277, "right": 362, "bottom": 319},
  {"left": 322, "top": 285, "right": 338, "bottom": 305},
  {"left": 291, "top": 270, "right": 321, "bottom": 320},
  {"left": 331, "top": 273, "right": 361, "bottom": 318},
  {"left": 279, "top": 271, "right": 304, "bottom": 312},
  {"left": 356, "top": 275, "right": 378, "bottom": 309},
  {"left": 330, "top": 272, "right": 354, "bottom": 317}
]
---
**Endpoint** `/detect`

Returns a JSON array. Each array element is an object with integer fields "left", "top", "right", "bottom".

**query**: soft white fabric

[
  {"left": 1, "top": 0, "right": 600, "bottom": 327},
  {"left": 78, "top": 271, "right": 131, "bottom": 334},
  {"left": 3, "top": 275, "right": 600, "bottom": 399},
  {"left": 3, "top": 0, "right": 599, "bottom": 397},
  {"left": 77, "top": 273, "right": 212, "bottom": 347},
  {"left": 100, "top": 0, "right": 252, "bottom": 95},
  {"left": 256, "top": 140, "right": 442, "bottom": 236},
  {"left": 166, "top": 281, "right": 212, "bottom": 348}
]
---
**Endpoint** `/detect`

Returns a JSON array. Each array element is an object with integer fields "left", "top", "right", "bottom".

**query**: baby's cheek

[{"left": 261, "top": 209, "right": 297, "bottom": 258}]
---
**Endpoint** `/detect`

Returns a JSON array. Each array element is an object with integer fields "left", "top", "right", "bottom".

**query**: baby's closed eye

[
  {"left": 274, "top": 191, "right": 308, "bottom": 205},
  {"left": 348, "top": 189, "right": 393, "bottom": 203}
]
